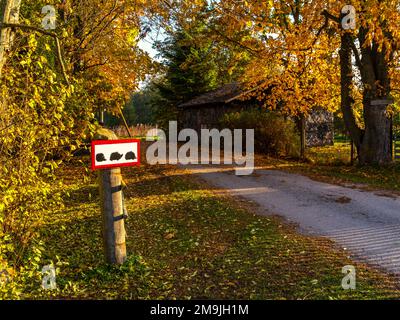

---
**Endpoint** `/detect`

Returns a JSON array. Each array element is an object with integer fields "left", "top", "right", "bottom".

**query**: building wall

[{"left": 180, "top": 103, "right": 248, "bottom": 134}]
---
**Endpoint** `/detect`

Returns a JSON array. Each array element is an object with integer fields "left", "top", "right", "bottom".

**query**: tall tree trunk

[
  {"left": 358, "top": 28, "right": 392, "bottom": 165},
  {"left": 340, "top": 32, "right": 363, "bottom": 156},
  {"left": 360, "top": 103, "right": 392, "bottom": 164},
  {"left": 339, "top": 27, "right": 392, "bottom": 165},
  {"left": 0, "top": 0, "right": 22, "bottom": 78}
]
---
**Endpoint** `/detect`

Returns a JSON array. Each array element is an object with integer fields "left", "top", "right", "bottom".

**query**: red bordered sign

[{"left": 91, "top": 139, "right": 141, "bottom": 170}]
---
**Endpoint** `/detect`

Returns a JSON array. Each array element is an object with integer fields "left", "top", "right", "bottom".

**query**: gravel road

[{"left": 187, "top": 166, "right": 400, "bottom": 275}]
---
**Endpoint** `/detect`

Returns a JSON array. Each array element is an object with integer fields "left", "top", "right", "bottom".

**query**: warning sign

[{"left": 91, "top": 139, "right": 140, "bottom": 170}]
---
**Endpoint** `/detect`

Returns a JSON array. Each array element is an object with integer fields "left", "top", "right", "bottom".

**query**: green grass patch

[
  {"left": 257, "top": 143, "right": 400, "bottom": 193},
  {"left": 15, "top": 160, "right": 400, "bottom": 299},
  {"left": 306, "top": 143, "right": 352, "bottom": 166}
]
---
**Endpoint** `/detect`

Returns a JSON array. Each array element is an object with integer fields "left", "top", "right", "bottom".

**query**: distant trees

[
  {"left": 153, "top": 24, "right": 220, "bottom": 128},
  {"left": 120, "top": 84, "right": 160, "bottom": 126},
  {"left": 149, "top": 4, "right": 249, "bottom": 128}
]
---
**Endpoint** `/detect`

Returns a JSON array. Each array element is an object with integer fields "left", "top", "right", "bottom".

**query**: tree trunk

[
  {"left": 339, "top": 27, "right": 392, "bottom": 165},
  {"left": 360, "top": 104, "right": 392, "bottom": 164},
  {"left": 0, "top": 0, "right": 22, "bottom": 78},
  {"left": 358, "top": 28, "right": 392, "bottom": 165},
  {"left": 339, "top": 32, "right": 362, "bottom": 156}
]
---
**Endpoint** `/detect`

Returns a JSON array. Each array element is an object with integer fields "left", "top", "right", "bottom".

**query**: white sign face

[{"left": 91, "top": 140, "right": 140, "bottom": 170}]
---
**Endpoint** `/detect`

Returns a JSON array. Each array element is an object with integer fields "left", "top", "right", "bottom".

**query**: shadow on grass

[
  {"left": 25, "top": 159, "right": 399, "bottom": 299},
  {"left": 35, "top": 171, "right": 400, "bottom": 300}
]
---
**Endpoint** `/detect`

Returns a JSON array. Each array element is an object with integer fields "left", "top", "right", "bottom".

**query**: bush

[
  {"left": 220, "top": 110, "right": 300, "bottom": 157},
  {"left": 0, "top": 30, "right": 96, "bottom": 292}
]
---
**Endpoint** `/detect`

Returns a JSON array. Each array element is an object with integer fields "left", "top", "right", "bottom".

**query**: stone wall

[{"left": 306, "top": 109, "right": 334, "bottom": 147}]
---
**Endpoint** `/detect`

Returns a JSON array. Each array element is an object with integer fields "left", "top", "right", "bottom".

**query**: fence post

[{"left": 95, "top": 128, "right": 127, "bottom": 265}]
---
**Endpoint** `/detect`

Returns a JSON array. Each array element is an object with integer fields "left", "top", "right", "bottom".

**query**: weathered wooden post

[{"left": 95, "top": 128, "right": 127, "bottom": 265}]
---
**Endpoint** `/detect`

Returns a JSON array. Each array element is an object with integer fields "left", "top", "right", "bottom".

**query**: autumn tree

[
  {"left": 207, "top": 0, "right": 400, "bottom": 165},
  {"left": 0, "top": 0, "right": 170, "bottom": 290},
  {"left": 149, "top": 1, "right": 250, "bottom": 127},
  {"left": 322, "top": 1, "right": 400, "bottom": 164}
]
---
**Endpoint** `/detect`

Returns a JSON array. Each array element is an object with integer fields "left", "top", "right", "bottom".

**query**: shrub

[
  {"left": 0, "top": 30, "right": 96, "bottom": 292},
  {"left": 220, "top": 110, "right": 300, "bottom": 157}
]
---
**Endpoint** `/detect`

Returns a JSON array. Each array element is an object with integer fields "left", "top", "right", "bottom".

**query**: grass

[
  {"left": 19, "top": 157, "right": 400, "bottom": 299},
  {"left": 256, "top": 143, "right": 400, "bottom": 193}
]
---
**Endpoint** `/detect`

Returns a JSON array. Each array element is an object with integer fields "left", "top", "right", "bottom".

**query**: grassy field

[
  {"left": 15, "top": 157, "right": 400, "bottom": 299},
  {"left": 256, "top": 143, "right": 400, "bottom": 193}
]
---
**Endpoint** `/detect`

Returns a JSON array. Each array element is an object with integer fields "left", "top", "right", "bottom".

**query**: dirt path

[{"left": 186, "top": 165, "right": 400, "bottom": 276}]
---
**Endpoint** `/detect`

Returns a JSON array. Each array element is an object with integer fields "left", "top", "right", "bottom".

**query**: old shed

[{"left": 178, "top": 83, "right": 334, "bottom": 147}]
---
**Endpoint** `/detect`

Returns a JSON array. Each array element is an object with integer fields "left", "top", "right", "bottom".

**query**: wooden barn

[{"left": 178, "top": 83, "right": 334, "bottom": 148}]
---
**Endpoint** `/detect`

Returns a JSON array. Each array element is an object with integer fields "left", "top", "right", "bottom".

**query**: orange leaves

[
  {"left": 62, "top": 0, "right": 168, "bottom": 112},
  {"left": 207, "top": 0, "right": 342, "bottom": 115}
]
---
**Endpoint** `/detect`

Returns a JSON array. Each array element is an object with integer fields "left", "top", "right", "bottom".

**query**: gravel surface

[{"left": 188, "top": 166, "right": 400, "bottom": 275}]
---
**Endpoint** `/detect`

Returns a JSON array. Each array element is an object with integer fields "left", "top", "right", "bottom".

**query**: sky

[
  {"left": 139, "top": 38, "right": 159, "bottom": 59},
  {"left": 138, "top": 24, "right": 168, "bottom": 61},
  {"left": 137, "top": 29, "right": 167, "bottom": 88}
]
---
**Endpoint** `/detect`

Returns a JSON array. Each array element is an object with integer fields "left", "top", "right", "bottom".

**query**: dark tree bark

[
  {"left": 324, "top": 9, "right": 393, "bottom": 165},
  {"left": 339, "top": 32, "right": 363, "bottom": 156},
  {"left": 360, "top": 103, "right": 392, "bottom": 165},
  {"left": 357, "top": 27, "right": 392, "bottom": 165}
]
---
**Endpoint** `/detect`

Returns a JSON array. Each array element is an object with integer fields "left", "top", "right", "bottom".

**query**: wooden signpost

[{"left": 92, "top": 128, "right": 140, "bottom": 265}]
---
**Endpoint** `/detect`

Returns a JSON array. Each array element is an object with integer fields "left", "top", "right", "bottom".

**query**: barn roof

[{"left": 178, "top": 83, "right": 244, "bottom": 108}]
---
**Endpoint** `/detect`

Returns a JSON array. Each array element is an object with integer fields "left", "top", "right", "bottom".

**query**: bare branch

[
  {"left": 0, "top": 22, "right": 70, "bottom": 85},
  {"left": 321, "top": 10, "right": 340, "bottom": 24}
]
